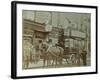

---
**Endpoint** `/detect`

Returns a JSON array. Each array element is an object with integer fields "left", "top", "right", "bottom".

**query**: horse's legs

[
  {"left": 47, "top": 56, "right": 51, "bottom": 67},
  {"left": 59, "top": 58, "right": 62, "bottom": 65},
  {"left": 47, "top": 56, "right": 50, "bottom": 67},
  {"left": 51, "top": 57, "right": 54, "bottom": 66},
  {"left": 59, "top": 55, "right": 63, "bottom": 65},
  {"left": 55, "top": 58, "right": 58, "bottom": 66},
  {"left": 43, "top": 56, "right": 46, "bottom": 67},
  {"left": 47, "top": 59, "right": 49, "bottom": 67}
]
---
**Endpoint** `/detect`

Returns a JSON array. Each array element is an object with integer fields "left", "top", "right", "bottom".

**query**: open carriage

[{"left": 62, "top": 28, "right": 86, "bottom": 65}]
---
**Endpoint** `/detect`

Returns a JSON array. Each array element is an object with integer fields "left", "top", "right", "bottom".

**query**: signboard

[{"left": 71, "top": 30, "right": 86, "bottom": 38}]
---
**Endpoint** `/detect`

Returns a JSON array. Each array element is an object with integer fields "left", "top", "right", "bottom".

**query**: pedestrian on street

[{"left": 81, "top": 50, "right": 87, "bottom": 66}]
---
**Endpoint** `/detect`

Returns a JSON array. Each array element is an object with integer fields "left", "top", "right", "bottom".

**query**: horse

[{"left": 42, "top": 43, "right": 64, "bottom": 67}]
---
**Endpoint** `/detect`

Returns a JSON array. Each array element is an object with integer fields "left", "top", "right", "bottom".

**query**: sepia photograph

[
  {"left": 11, "top": 1, "right": 97, "bottom": 79},
  {"left": 22, "top": 10, "right": 91, "bottom": 69}
]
